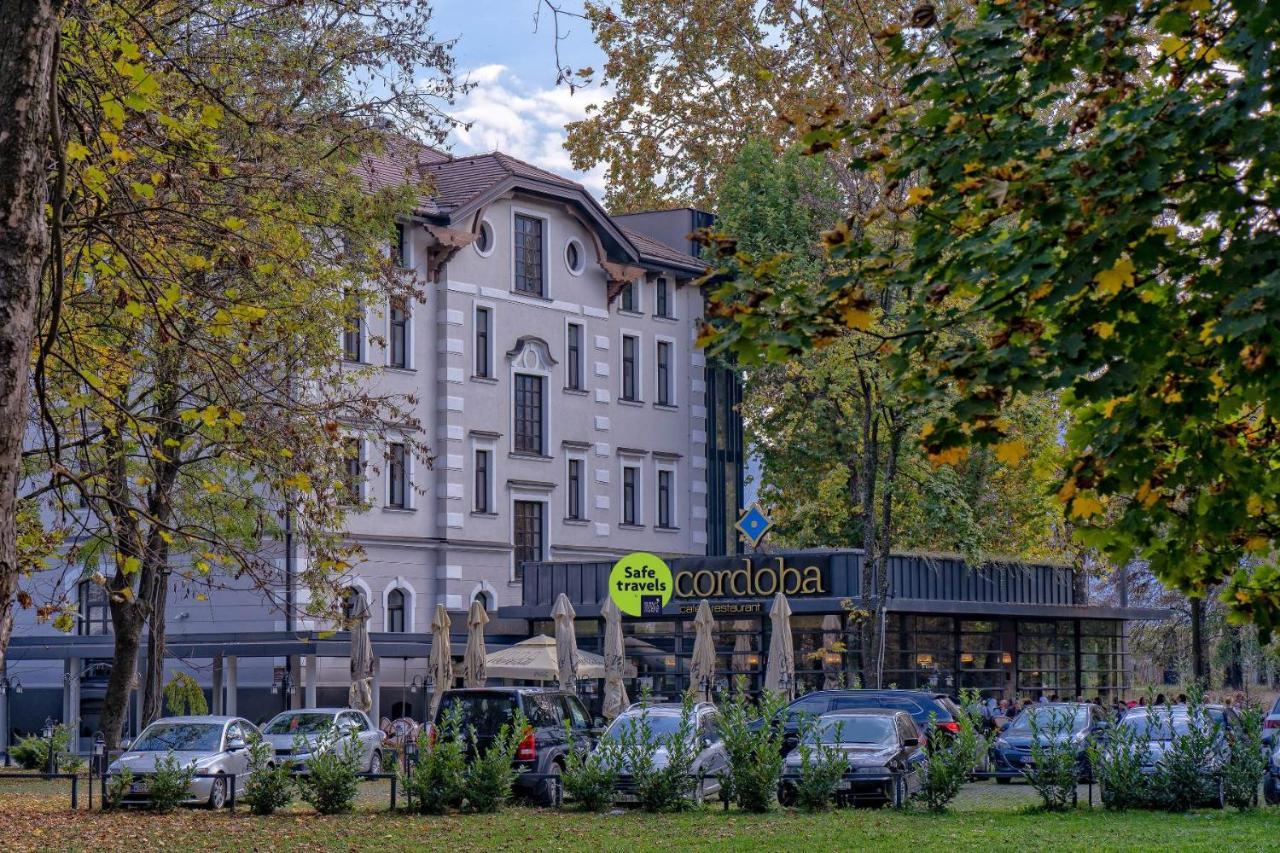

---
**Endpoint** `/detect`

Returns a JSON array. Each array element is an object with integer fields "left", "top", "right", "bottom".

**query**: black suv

[
  {"left": 433, "top": 687, "right": 596, "bottom": 805},
  {"left": 771, "top": 690, "right": 964, "bottom": 754}
]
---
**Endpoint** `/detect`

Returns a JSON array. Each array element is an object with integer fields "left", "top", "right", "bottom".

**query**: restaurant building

[{"left": 501, "top": 549, "right": 1166, "bottom": 702}]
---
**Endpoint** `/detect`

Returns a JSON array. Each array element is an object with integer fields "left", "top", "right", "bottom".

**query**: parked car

[
  {"left": 108, "top": 715, "right": 264, "bottom": 809},
  {"left": 1112, "top": 706, "right": 1228, "bottom": 807},
  {"left": 433, "top": 687, "right": 597, "bottom": 806},
  {"left": 601, "top": 701, "right": 727, "bottom": 805},
  {"left": 1265, "top": 739, "right": 1280, "bottom": 805},
  {"left": 260, "top": 708, "right": 385, "bottom": 772},
  {"left": 988, "top": 702, "right": 1108, "bottom": 783},
  {"left": 767, "top": 690, "right": 964, "bottom": 754},
  {"left": 779, "top": 708, "right": 927, "bottom": 808},
  {"left": 1264, "top": 696, "right": 1280, "bottom": 747}
]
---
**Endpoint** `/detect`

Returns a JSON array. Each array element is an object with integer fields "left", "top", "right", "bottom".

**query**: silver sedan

[
  {"left": 260, "top": 708, "right": 385, "bottom": 772},
  {"left": 108, "top": 715, "right": 263, "bottom": 809}
]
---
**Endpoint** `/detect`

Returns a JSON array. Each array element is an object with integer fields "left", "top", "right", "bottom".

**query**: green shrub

[
  {"left": 1088, "top": 715, "right": 1152, "bottom": 811},
  {"left": 718, "top": 686, "right": 787, "bottom": 813},
  {"left": 148, "top": 751, "right": 196, "bottom": 813},
  {"left": 463, "top": 711, "right": 526, "bottom": 814},
  {"left": 1223, "top": 703, "right": 1266, "bottom": 811},
  {"left": 616, "top": 693, "right": 699, "bottom": 813},
  {"left": 912, "top": 711, "right": 977, "bottom": 813},
  {"left": 791, "top": 718, "right": 848, "bottom": 812},
  {"left": 562, "top": 723, "right": 620, "bottom": 812},
  {"left": 1150, "top": 694, "right": 1220, "bottom": 812},
  {"left": 1023, "top": 708, "right": 1081, "bottom": 811},
  {"left": 296, "top": 727, "right": 361, "bottom": 815},
  {"left": 10, "top": 724, "right": 70, "bottom": 770},
  {"left": 106, "top": 767, "right": 134, "bottom": 810},
  {"left": 241, "top": 732, "right": 294, "bottom": 815},
  {"left": 403, "top": 703, "right": 467, "bottom": 815}
]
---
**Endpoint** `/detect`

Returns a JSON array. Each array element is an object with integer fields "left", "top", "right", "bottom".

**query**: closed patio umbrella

[
  {"left": 347, "top": 590, "right": 375, "bottom": 713},
  {"left": 601, "top": 595, "right": 630, "bottom": 720},
  {"left": 428, "top": 603, "right": 453, "bottom": 719},
  {"left": 821, "top": 613, "right": 843, "bottom": 690},
  {"left": 552, "top": 593, "right": 580, "bottom": 693},
  {"left": 689, "top": 599, "right": 716, "bottom": 703},
  {"left": 462, "top": 599, "right": 489, "bottom": 688},
  {"left": 764, "top": 592, "right": 795, "bottom": 700}
]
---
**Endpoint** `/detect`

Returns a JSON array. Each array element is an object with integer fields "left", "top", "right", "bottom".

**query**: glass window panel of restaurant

[
  {"left": 714, "top": 616, "right": 762, "bottom": 696},
  {"left": 958, "top": 620, "right": 1008, "bottom": 699},
  {"left": 1080, "top": 620, "right": 1127, "bottom": 699},
  {"left": 1017, "top": 620, "right": 1077, "bottom": 698},
  {"left": 883, "top": 615, "right": 956, "bottom": 691},
  {"left": 620, "top": 619, "right": 681, "bottom": 700}
]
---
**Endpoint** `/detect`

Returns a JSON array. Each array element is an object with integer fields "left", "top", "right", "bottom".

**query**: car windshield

[
  {"left": 809, "top": 716, "right": 896, "bottom": 746},
  {"left": 1007, "top": 706, "right": 1088, "bottom": 735},
  {"left": 1121, "top": 713, "right": 1191, "bottom": 741},
  {"left": 263, "top": 712, "right": 335, "bottom": 735},
  {"left": 132, "top": 723, "right": 222, "bottom": 752},
  {"left": 603, "top": 713, "right": 688, "bottom": 742}
]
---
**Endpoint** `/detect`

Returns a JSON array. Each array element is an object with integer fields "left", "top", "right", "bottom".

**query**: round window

[
  {"left": 474, "top": 220, "right": 494, "bottom": 256},
  {"left": 565, "top": 239, "right": 584, "bottom": 275}
]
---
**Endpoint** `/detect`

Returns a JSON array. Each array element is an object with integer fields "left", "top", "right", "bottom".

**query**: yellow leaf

[
  {"left": 1101, "top": 398, "right": 1126, "bottom": 418},
  {"left": 963, "top": 161, "right": 982, "bottom": 174},
  {"left": 1092, "top": 321, "right": 1116, "bottom": 339},
  {"left": 1093, "top": 257, "right": 1135, "bottom": 297},
  {"left": 945, "top": 113, "right": 965, "bottom": 133},
  {"left": 994, "top": 439, "right": 1027, "bottom": 465},
  {"left": 200, "top": 103, "right": 224, "bottom": 127},
  {"left": 905, "top": 186, "right": 934, "bottom": 206},
  {"left": 1135, "top": 481, "right": 1159, "bottom": 508},
  {"left": 928, "top": 446, "right": 968, "bottom": 467},
  {"left": 953, "top": 177, "right": 983, "bottom": 193},
  {"left": 202, "top": 480, "right": 223, "bottom": 494},
  {"left": 1247, "top": 494, "right": 1264, "bottom": 516},
  {"left": 284, "top": 472, "right": 312, "bottom": 491},
  {"left": 842, "top": 306, "right": 873, "bottom": 330},
  {"left": 1070, "top": 494, "right": 1105, "bottom": 519},
  {"left": 1164, "top": 389, "right": 1183, "bottom": 404},
  {"left": 1245, "top": 536, "right": 1270, "bottom": 554},
  {"left": 1028, "top": 282, "right": 1053, "bottom": 301},
  {"left": 1160, "top": 36, "right": 1190, "bottom": 58},
  {"left": 920, "top": 423, "right": 936, "bottom": 441},
  {"left": 118, "top": 586, "right": 135, "bottom": 603},
  {"left": 195, "top": 560, "right": 211, "bottom": 575},
  {"left": 195, "top": 593, "right": 208, "bottom": 602},
  {"left": 1057, "top": 477, "right": 1079, "bottom": 504},
  {"left": 121, "top": 555, "right": 142, "bottom": 575}
]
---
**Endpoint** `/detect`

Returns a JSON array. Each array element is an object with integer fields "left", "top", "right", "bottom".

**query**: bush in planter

[
  {"left": 1023, "top": 708, "right": 1081, "bottom": 811},
  {"left": 562, "top": 723, "right": 621, "bottom": 812},
  {"left": 911, "top": 711, "right": 977, "bottom": 813},
  {"left": 296, "top": 726, "right": 362, "bottom": 815},
  {"left": 1222, "top": 703, "right": 1266, "bottom": 811},
  {"left": 402, "top": 703, "right": 467, "bottom": 815},
  {"left": 463, "top": 710, "right": 527, "bottom": 814},
  {"left": 1087, "top": 715, "right": 1152, "bottom": 811},
  {"left": 149, "top": 751, "right": 196, "bottom": 813},
  {"left": 791, "top": 718, "right": 848, "bottom": 812},
  {"left": 718, "top": 686, "right": 787, "bottom": 813},
  {"left": 241, "top": 731, "right": 294, "bottom": 815},
  {"left": 616, "top": 693, "right": 699, "bottom": 813}
]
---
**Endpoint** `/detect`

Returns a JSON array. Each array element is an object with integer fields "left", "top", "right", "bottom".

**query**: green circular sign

[{"left": 608, "top": 552, "right": 673, "bottom": 617}]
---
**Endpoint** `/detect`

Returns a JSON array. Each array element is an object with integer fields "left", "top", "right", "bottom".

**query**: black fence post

[
  {"left": 389, "top": 774, "right": 397, "bottom": 812},
  {"left": 228, "top": 774, "right": 236, "bottom": 813},
  {"left": 71, "top": 775, "right": 78, "bottom": 810}
]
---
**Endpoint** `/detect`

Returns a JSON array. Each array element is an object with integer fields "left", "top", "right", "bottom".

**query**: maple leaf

[
  {"left": 1070, "top": 494, "right": 1104, "bottom": 519},
  {"left": 994, "top": 439, "right": 1027, "bottom": 465},
  {"left": 905, "top": 186, "right": 933, "bottom": 206},
  {"left": 1093, "top": 257, "right": 1135, "bottom": 297}
]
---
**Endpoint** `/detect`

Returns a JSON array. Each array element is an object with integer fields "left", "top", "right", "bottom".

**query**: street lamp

[
  {"left": 41, "top": 717, "right": 57, "bottom": 775},
  {"left": 0, "top": 675, "right": 22, "bottom": 767}
]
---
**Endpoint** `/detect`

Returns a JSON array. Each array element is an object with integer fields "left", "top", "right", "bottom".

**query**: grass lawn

[{"left": 1, "top": 772, "right": 1276, "bottom": 851}]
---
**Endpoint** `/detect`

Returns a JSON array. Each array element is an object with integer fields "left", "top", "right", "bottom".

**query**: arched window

[
  {"left": 386, "top": 588, "right": 406, "bottom": 633},
  {"left": 473, "top": 590, "right": 491, "bottom": 612}
]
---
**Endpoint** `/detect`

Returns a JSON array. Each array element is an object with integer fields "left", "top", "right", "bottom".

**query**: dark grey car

[
  {"left": 780, "top": 709, "right": 927, "bottom": 808},
  {"left": 603, "top": 701, "right": 728, "bottom": 805}
]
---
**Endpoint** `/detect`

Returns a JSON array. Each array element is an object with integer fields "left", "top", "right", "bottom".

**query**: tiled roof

[{"left": 621, "top": 227, "right": 707, "bottom": 273}]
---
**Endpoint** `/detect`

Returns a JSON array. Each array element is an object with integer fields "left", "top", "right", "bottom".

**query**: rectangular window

[
  {"left": 514, "top": 214, "right": 544, "bottom": 295},
  {"left": 655, "top": 277, "right": 669, "bottom": 317},
  {"left": 620, "top": 282, "right": 637, "bottom": 312},
  {"left": 79, "top": 581, "right": 110, "bottom": 636},
  {"left": 388, "top": 442, "right": 407, "bottom": 509},
  {"left": 343, "top": 300, "right": 363, "bottom": 362},
  {"left": 567, "top": 459, "right": 582, "bottom": 520},
  {"left": 622, "top": 465, "right": 638, "bottom": 525},
  {"left": 566, "top": 323, "right": 582, "bottom": 390},
  {"left": 474, "top": 449, "right": 490, "bottom": 513},
  {"left": 475, "top": 306, "right": 491, "bottom": 377},
  {"left": 389, "top": 298, "right": 408, "bottom": 369},
  {"left": 514, "top": 374, "right": 545, "bottom": 454},
  {"left": 657, "top": 469, "right": 672, "bottom": 528},
  {"left": 622, "top": 335, "right": 638, "bottom": 401},
  {"left": 393, "top": 222, "right": 408, "bottom": 267},
  {"left": 342, "top": 438, "right": 363, "bottom": 504},
  {"left": 514, "top": 500, "right": 544, "bottom": 578},
  {"left": 656, "top": 341, "right": 671, "bottom": 406}
]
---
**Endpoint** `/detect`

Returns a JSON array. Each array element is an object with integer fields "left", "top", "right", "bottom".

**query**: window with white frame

[
  {"left": 656, "top": 467, "right": 675, "bottom": 529},
  {"left": 655, "top": 276, "right": 670, "bottom": 318},
  {"left": 386, "top": 588, "right": 406, "bottom": 632},
  {"left": 621, "top": 335, "right": 639, "bottom": 402},
  {"left": 514, "top": 374, "right": 545, "bottom": 454},
  {"left": 388, "top": 297, "right": 409, "bottom": 369},
  {"left": 514, "top": 214, "right": 545, "bottom": 296},
  {"left": 393, "top": 222, "right": 409, "bottom": 268},
  {"left": 387, "top": 442, "right": 408, "bottom": 509},
  {"left": 513, "top": 500, "right": 545, "bottom": 579},
  {"left": 567, "top": 457, "right": 584, "bottom": 520},
  {"left": 566, "top": 322, "right": 583, "bottom": 390},
  {"left": 475, "top": 305, "right": 493, "bottom": 378},
  {"left": 620, "top": 281, "right": 639, "bottom": 313},
  {"left": 622, "top": 463, "right": 641, "bottom": 525},
  {"left": 474, "top": 447, "right": 492, "bottom": 513},
  {"left": 341, "top": 437, "right": 364, "bottom": 504},
  {"left": 343, "top": 294, "right": 363, "bottom": 362},
  {"left": 655, "top": 340, "right": 672, "bottom": 406}
]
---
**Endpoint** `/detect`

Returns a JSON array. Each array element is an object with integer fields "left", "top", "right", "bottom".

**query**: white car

[
  {"left": 1263, "top": 696, "right": 1280, "bottom": 746},
  {"left": 109, "top": 716, "right": 264, "bottom": 809},
  {"left": 260, "top": 708, "right": 385, "bottom": 772}
]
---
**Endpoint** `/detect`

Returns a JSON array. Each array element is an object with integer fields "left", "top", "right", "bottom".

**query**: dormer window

[{"left": 514, "top": 214, "right": 544, "bottom": 296}]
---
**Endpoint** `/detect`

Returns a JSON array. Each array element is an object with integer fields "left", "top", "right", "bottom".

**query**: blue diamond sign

[{"left": 735, "top": 502, "right": 773, "bottom": 548}]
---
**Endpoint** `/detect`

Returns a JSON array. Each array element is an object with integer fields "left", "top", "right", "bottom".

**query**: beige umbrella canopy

[
  {"left": 601, "top": 595, "right": 630, "bottom": 720},
  {"left": 689, "top": 599, "right": 717, "bottom": 703},
  {"left": 552, "top": 593, "right": 580, "bottom": 693},
  {"left": 764, "top": 592, "right": 795, "bottom": 700},
  {"left": 821, "top": 613, "right": 844, "bottom": 690},
  {"left": 484, "top": 635, "right": 617, "bottom": 681},
  {"left": 428, "top": 603, "right": 453, "bottom": 719},
  {"left": 347, "top": 590, "right": 374, "bottom": 713},
  {"left": 462, "top": 600, "right": 489, "bottom": 688}
]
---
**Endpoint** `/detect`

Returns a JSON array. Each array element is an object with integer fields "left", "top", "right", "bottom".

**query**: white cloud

[{"left": 446, "top": 65, "right": 609, "bottom": 198}]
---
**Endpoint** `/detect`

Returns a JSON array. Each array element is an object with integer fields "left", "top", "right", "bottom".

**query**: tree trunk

[
  {"left": 142, "top": 566, "right": 170, "bottom": 726},
  {"left": 874, "top": 421, "right": 902, "bottom": 691},
  {"left": 0, "top": 0, "right": 63, "bottom": 672},
  {"left": 1190, "top": 596, "right": 1205, "bottom": 686},
  {"left": 856, "top": 372, "right": 880, "bottom": 688},
  {"left": 100, "top": 604, "right": 143, "bottom": 747}
]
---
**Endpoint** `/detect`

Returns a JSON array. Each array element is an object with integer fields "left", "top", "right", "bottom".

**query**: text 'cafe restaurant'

[{"left": 500, "top": 549, "right": 1165, "bottom": 701}]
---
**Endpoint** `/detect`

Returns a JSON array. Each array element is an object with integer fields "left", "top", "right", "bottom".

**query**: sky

[{"left": 429, "top": 1, "right": 611, "bottom": 196}]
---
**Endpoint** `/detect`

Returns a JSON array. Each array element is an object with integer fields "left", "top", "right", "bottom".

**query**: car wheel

[
  {"left": 777, "top": 782, "right": 796, "bottom": 808},
  {"left": 995, "top": 776, "right": 1011, "bottom": 785},
  {"left": 1264, "top": 775, "right": 1280, "bottom": 806},
  {"left": 538, "top": 761, "right": 563, "bottom": 807},
  {"left": 207, "top": 774, "right": 228, "bottom": 810},
  {"left": 692, "top": 777, "right": 705, "bottom": 807},
  {"left": 368, "top": 749, "right": 382, "bottom": 775}
]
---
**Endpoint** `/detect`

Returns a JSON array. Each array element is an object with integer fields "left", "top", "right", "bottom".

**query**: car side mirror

[
  {"left": 700, "top": 736, "right": 714, "bottom": 750},
  {"left": 227, "top": 738, "right": 247, "bottom": 751},
  {"left": 121, "top": 738, "right": 132, "bottom": 750},
  {"left": 903, "top": 737, "right": 920, "bottom": 748},
  {"left": 593, "top": 717, "right": 605, "bottom": 728}
]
